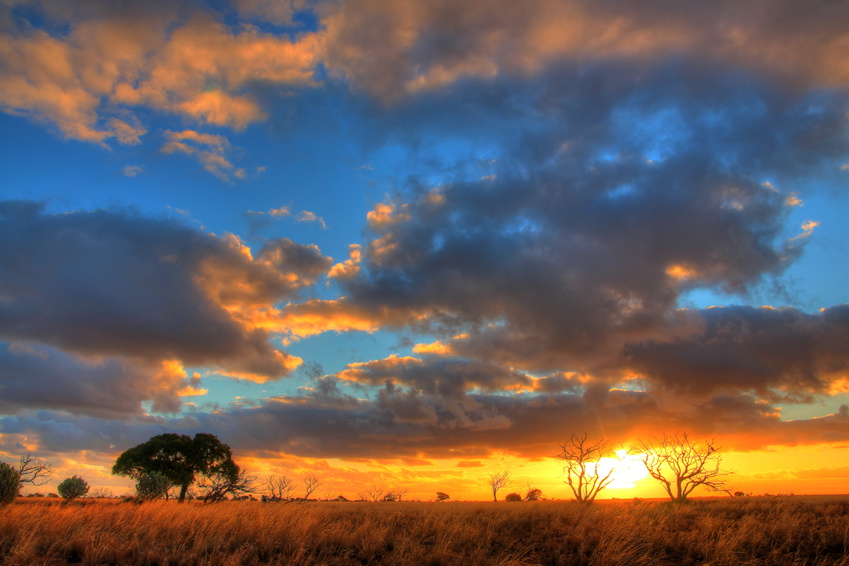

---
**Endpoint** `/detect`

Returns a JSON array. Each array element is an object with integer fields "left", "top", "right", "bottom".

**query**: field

[{"left": 1, "top": 496, "right": 847, "bottom": 565}]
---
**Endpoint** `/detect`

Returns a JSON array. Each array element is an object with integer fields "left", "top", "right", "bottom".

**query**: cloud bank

[{"left": 1, "top": 0, "right": 848, "bottom": 472}]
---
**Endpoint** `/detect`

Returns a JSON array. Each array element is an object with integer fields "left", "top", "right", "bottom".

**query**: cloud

[
  {"left": 0, "top": 2, "right": 320, "bottom": 145},
  {"left": 322, "top": 0, "right": 849, "bottom": 102},
  {"left": 0, "top": 200, "right": 333, "bottom": 393},
  {"left": 122, "top": 165, "right": 143, "bottom": 177},
  {"left": 245, "top": 205, "right": 328, "bottom": 234},
  {"left": 0, "top": 342, "right": 190, "bottom": 418},
  {"left": 337, "top": 354, "right": 533, "bottom": 399},
  {"left": 234, "top": 0, "right": 319, "bottom": 26},
  {"left": 162, "top": 129, "right": 246, "bottom": 182},
  {"left": 4, "top": 383, "right": 847, "bottom": 463},
  {"left": 307, "top": 59, "right": 849, "bottom": 378},
  {"left": 625, "top": 305, "right": 849, "bottom": 403}
]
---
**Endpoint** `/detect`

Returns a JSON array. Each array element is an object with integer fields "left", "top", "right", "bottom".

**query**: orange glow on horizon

[{"left": 9, "top": 443, "right": 849, "bottom": 502}]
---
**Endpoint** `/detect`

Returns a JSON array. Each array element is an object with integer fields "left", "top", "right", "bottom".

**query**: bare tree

[
  {"left": 639, "top": 432, "right": 732, "bottom": 502},
  {"left": 556, "top": 433, "right": 616, "bottom": 502},
  {"left": 393, "top": 486, "right": 410, "bottom": 501},
  {"left": 17, "top": 453, "right": 53, "bottom": 487},
  {"left": 265, "top": 475, "right": 295, "bottom": 501},
  {"left": 198, "top": 468, "right": 256, "bottom": 503},
  {"left": 487, "top": 470, "right": 512, "bottom": 502},
  {"left": 301, "top": 474, "right": 320, "bottom": 502},
  {"left": 362, "top": 484, "right": 385, "bottom": 502}
]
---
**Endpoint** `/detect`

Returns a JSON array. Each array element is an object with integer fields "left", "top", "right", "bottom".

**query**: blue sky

[{"left": 1, "top": 0, "right": 849, "bottom": 499}]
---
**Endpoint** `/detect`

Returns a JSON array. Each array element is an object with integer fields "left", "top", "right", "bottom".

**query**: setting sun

[{"left": 597, "top": 452, "right": 650, "bottom": 490}]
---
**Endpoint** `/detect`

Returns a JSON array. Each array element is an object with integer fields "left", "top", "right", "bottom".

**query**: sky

[{"left": 1, "top": 0, "right": 849, "bottom": 501}]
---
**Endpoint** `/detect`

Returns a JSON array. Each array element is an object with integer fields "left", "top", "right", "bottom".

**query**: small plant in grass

[
  {"left": 0, "top": 462, "right": 20, "bottom": 505},
  {"left": 136, "top": 471, "right": 171, "bottom": 502},
  {"left": 57, "top": 476, "right": 89, "bottom": 502},
  {"left": 505, "top": 492, "right": 523, "bottom": 502}
]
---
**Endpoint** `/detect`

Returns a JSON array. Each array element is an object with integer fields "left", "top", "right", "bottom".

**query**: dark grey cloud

[
  {"left": 0, "top": 201, "right": 330, "bottom": 411},
  {"left": 4, "top": 383, "right": 846, "bottom": 460},
  {"left": 0, "top": 342, "right": 182, "bottom": 418},
  {"left": 340, "top": 356, "right": 533, "bottom": 399},
  {"left": 625, "top": 305, "right": 849, "bottom": 402},
  {"left": 323, "top": 0, "right": 849, "bottom": 102}
]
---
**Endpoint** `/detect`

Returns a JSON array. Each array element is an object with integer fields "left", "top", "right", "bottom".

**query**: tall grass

[{"left": 1, "top": 496, "right": 847, "bottom": 565}]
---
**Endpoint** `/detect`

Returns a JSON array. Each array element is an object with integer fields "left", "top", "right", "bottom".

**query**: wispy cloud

[
  {"left": 246, "top": 205, "right": 328, "bottom": 233},
  {"left": 161, "top": 129, "right": 246, "bottom": 182},
  {"left": 122, "top": 165, "right": 143, "bottom": 177}
]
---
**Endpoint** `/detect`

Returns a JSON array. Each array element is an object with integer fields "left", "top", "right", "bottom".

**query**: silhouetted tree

[
  {"left": 362, "top": 484, "right": 385, "bottom": 502},
  {"left": 524, "top": 487, "right": 543, "bottom": 501},
  {"left": 198, "top": 464, "right": 256, "bottom": 503},
  {"left": 639, "top": 432, "right": 732, "bottom": 502},
  {"left": 436, "top": 491, "right": 450, "bottom": 501},
  {"left": 505, "top": 492, "right": 522, "bottom": 502},
  {"left": 487, "top": 470, "right": 512, "bottom": 502},
  {"left": 556, "top": 433, "right": 617, "bottom": 502},
  {"left": 112, "top": 433, "right": 237, "bottom": 502},
  {"left": 17, "top": 452, "right": 53, "bottom": 487},
  {"left": 265, "top": 475, "right": 295, "bottom": 501},
  {"left": 301, "top": 474, "right": 320, "bottom": 501},
  {"left": 393, "top": 486, "right": 411, "bottom": 501}
]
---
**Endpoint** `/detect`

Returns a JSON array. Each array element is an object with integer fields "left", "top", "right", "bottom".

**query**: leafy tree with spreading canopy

[{"left": 112, "top": 433, "right": 237, "bottom": 502}]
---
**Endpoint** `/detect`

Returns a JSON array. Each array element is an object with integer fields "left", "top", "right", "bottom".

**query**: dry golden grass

[{"left": 1, "top": 496, "right": 847, "bottom": 565}]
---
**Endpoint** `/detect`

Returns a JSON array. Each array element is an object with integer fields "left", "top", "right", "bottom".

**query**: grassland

[{"left": 0, "top": 496, "right": 847, "bottom": 565}]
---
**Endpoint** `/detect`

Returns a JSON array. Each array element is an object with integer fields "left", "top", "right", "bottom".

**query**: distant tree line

[{"left": 1, "top": 430, "right": 733, "bottom": 506}]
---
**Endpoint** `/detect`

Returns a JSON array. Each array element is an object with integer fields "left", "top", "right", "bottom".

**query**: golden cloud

[{"left": 0, "top": 6, "right": 319, "bottom": 147}]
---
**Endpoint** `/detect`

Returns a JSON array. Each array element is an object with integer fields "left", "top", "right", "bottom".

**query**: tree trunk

[{"left": 178, "top": 483, "right": 188, "bottom": 502}]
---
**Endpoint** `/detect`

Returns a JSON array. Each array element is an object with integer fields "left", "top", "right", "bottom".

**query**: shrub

[
  {"left": 436, "top": 492, "right": 450, "bottom": 501},
  {"left": 505, "top": 492, "right": 522, "bottom": 502},
  {"left": 136, "top": 471, "right": 171, "bottom": 502},
  {"left": 57, "top": 476, "right": 89, "bottom": 502},
  {"left": 525, "top": 488, "right": 543, "bottom": 501},
  {"left": 0, "top": 462, "right": 20, "bottom": 505}
]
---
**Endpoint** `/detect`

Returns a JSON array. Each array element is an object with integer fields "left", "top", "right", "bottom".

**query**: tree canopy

[{"left": 112, "top": 433, "right": 236, "bottom": 502}]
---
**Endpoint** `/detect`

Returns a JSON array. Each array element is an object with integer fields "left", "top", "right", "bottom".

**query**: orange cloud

[
  {"left": 366, "top": 202, "right": 411, "bottom": 229},
  {"left": 328, "top": 244, "right": 362, "bottom": 280},
  {"left": 274, "top": 298, "right": 421, "bottom": 339},
  {"left": 412, "top": 340, "right": 454, "bottom": 355},
  {"left": 215, "top": 350, "right": 304, "bottom": 383},
  {"left": 0, "top": 6, "right": 319, "bottom": 147}
]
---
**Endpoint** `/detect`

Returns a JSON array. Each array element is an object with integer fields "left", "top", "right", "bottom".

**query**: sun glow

[{"left": 596, "top": 451, "right": 650, "bottom": 489}]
